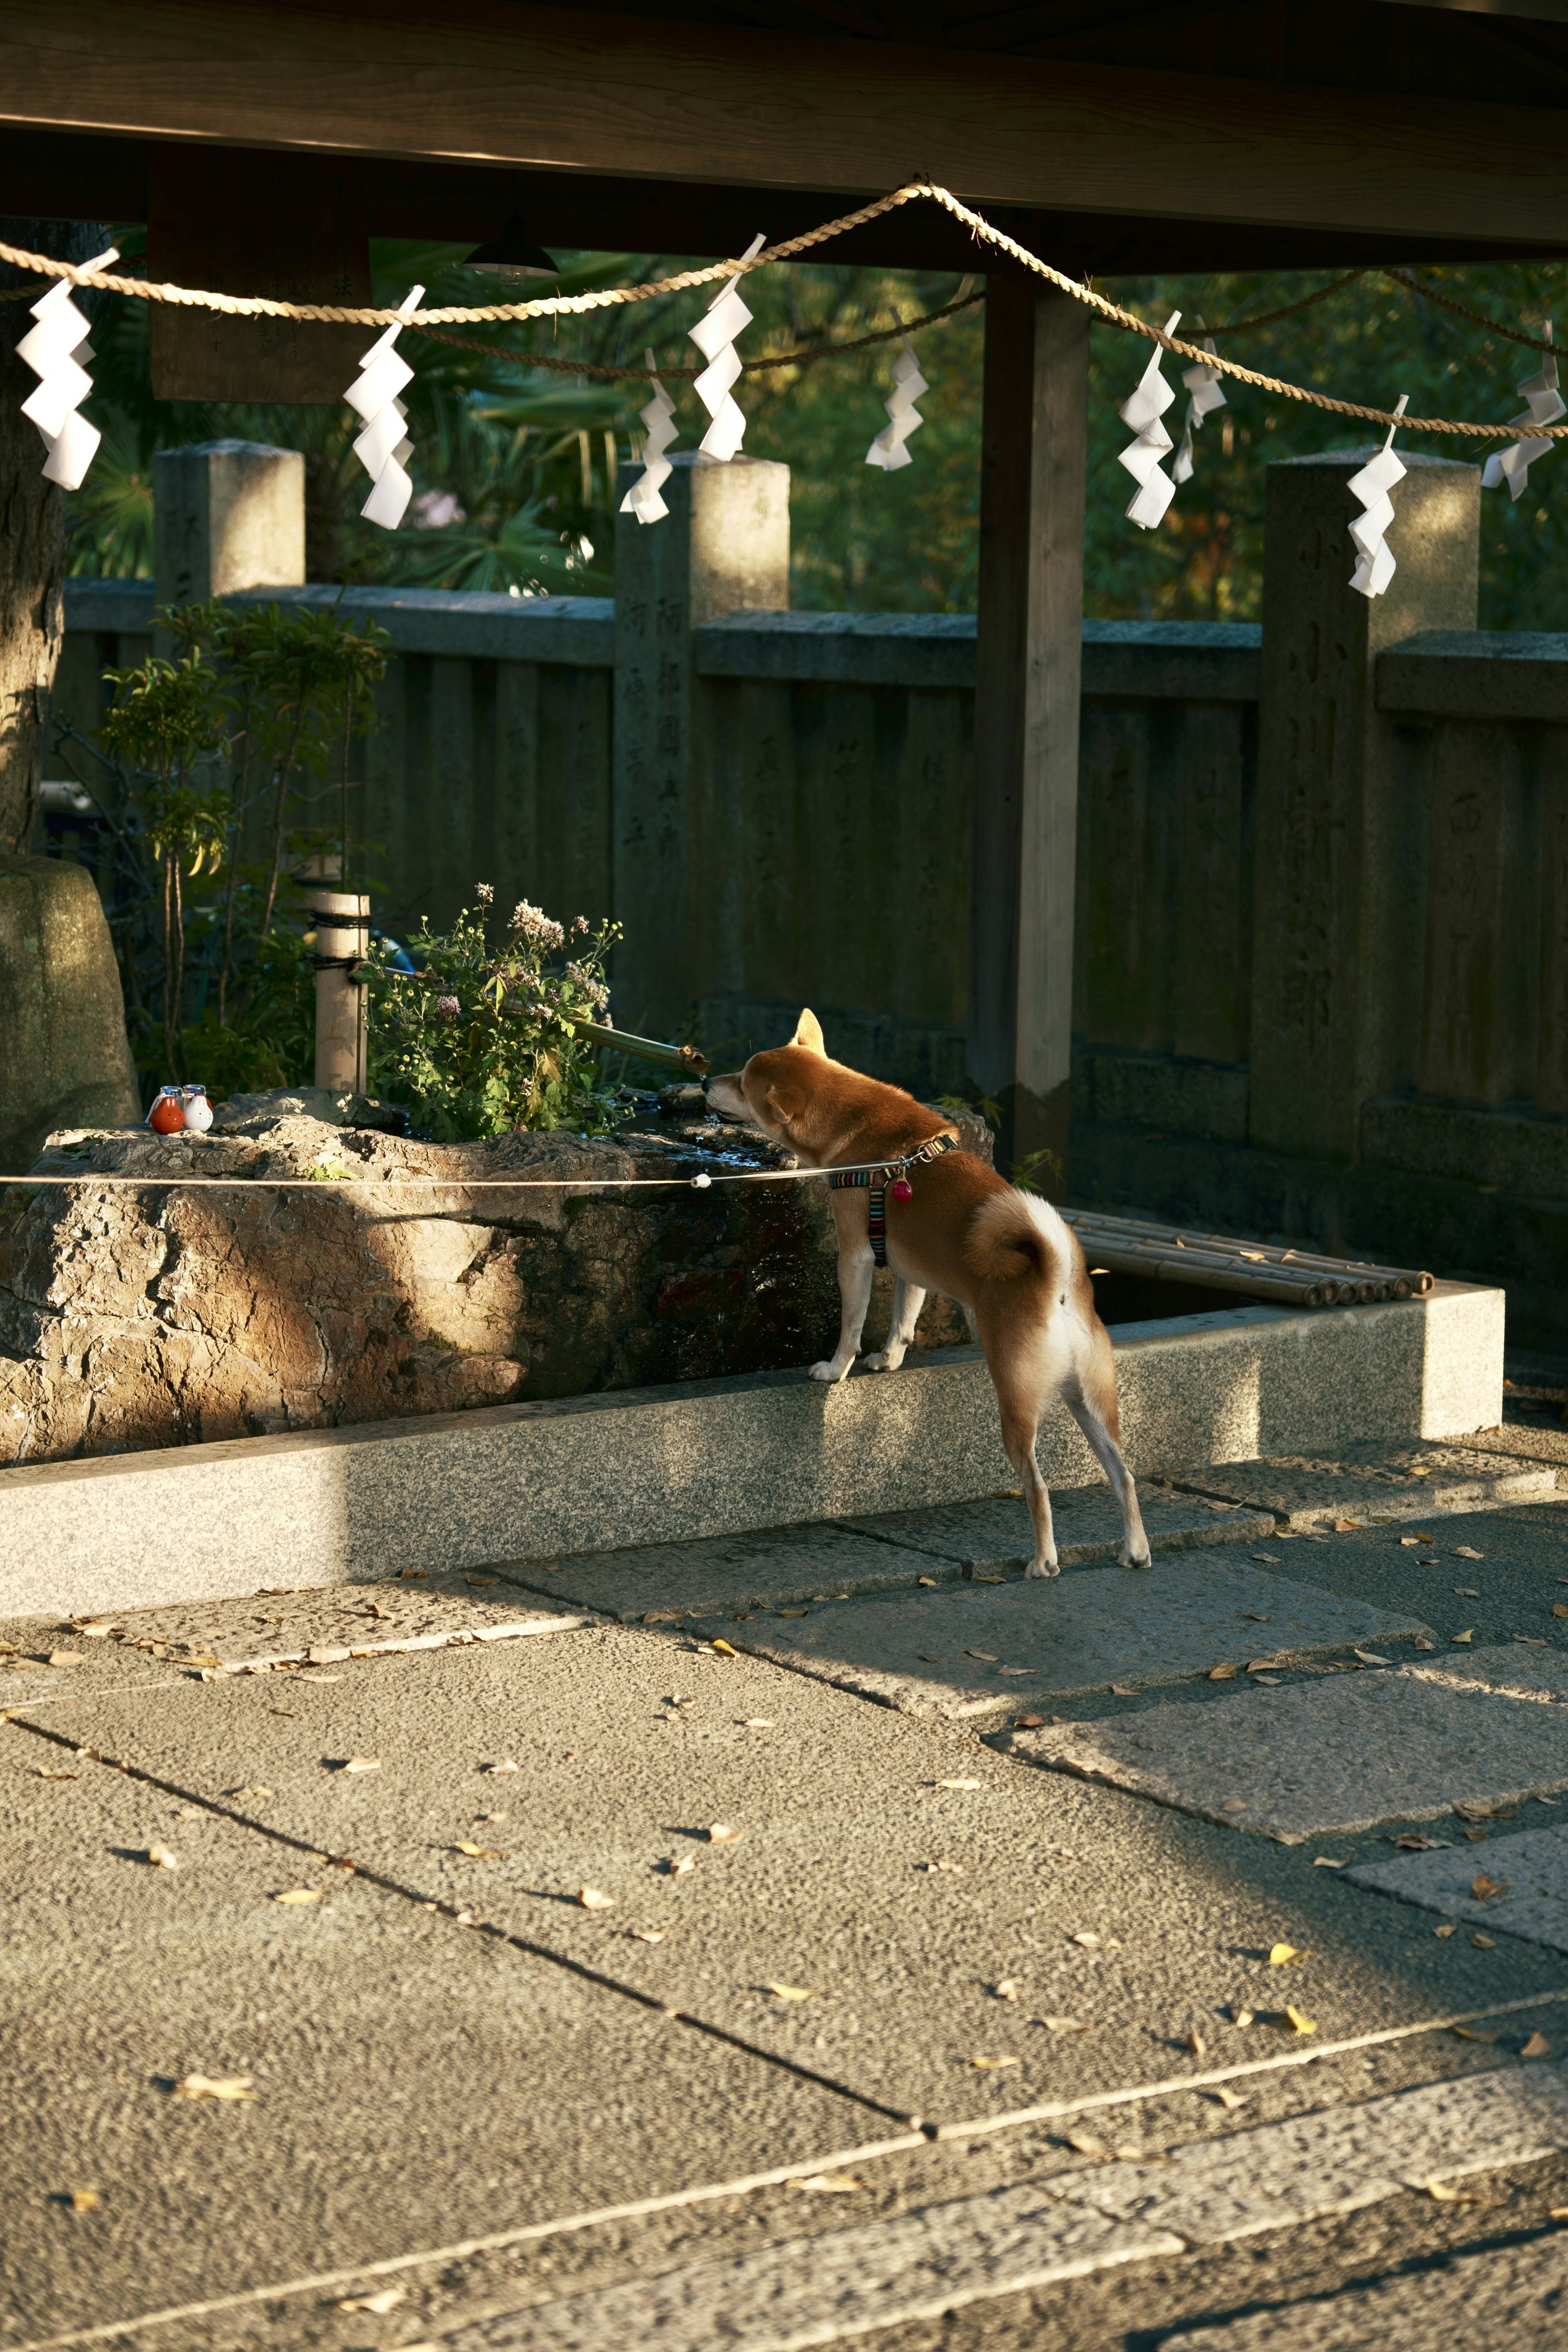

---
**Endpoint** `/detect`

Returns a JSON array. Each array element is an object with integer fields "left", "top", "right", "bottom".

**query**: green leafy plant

[
  {"left": 55, "top": 601, "right": 390, "bottom": 1096},
  {"left": 366, "top": 889, "right": 623, "bottom": 1141}
]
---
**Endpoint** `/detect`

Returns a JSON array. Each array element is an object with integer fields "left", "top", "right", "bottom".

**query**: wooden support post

[
  {"left": 312, "top": 889, "right": 369, "bottom": 1093},
  {"left": 969, "top": 278, "right": 1089, "bottom": 1191}
]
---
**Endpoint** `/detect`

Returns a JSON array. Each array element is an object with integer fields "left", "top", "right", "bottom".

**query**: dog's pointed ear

[{"left": 788, "top": 1008, "right": 826, "bottom": 1057}]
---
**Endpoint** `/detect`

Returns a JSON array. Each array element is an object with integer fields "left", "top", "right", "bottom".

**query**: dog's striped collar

[{"left": 826, "top": 1131, "right": 960, "bottom": 1267}]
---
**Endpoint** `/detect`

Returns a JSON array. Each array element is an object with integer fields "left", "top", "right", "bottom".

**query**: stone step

[
  {"left": 0, "top": 1281, "right": 1502, "bottom": 1619},
  {"left": 1173, "top": 1444, "right": 1555, "bottom": 1530},
  {"left": 519, "top": 1488, "right": 1276, "bottom": 1625}
]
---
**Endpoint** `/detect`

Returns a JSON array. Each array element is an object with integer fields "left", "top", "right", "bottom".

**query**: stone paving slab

[
  {"left": 1174, "top": 1446, "right": 1556, "bottom": 1530},
  {"left": 506, "top": 1522, "right": 947, "bottom": 1623},
  {"left": 517, "top": 1489, "right": 1276, "bottom": 1622},
  {"left": 1008, "top": 1671, "right": 1568, "bottom": 1841},
  {"left": 0, "top": 1718, "right": 865, "bottom": 2347},
  {"left": 1451, "top": 1422, "right": 1568, "bottom": 1477},
  {"left": 1046, "top": 2062, "right": 1568, "bottom": 2243},
  {"left": 734, "top": 1559, "right": 1430, "bottom": 1717},
  {"left": 842, "top": 1489, "right": 1276, "bottom": 1573},
  {"left": 15, "top": 1624, "right": 1555, "bottom": 2135},
  {"left": 1173, "top": 2231, "right": 1568, "bottom": 2351},
  {"left": 442, "top": 2185, "right": 1180, "bottom": 2351},
  {"left": 1402, "top": 1642, "right": 1568, "bottom": 1705},
  {"left": 1347, "top": 1822, "right": 1568, "bottom": 1956},
  {"left": 0, "top": 1572, "right": 581, "bottom": 1704}
]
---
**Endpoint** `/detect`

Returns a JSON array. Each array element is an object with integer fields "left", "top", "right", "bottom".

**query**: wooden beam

[
  {"left": 4, "top": 2, "right": 1568, "bottom": 247},
  {"left": 2, "top": 127, "right": 1565, "bottom": 276},
  {"left": 969, "top": 280, "right": 1089, "bottom": 1192}
]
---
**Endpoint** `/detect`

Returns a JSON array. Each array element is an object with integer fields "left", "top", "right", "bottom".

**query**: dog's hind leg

[
  {"left": 866, "top": 1281, "right": 926, "bottom": 1372},
  {"left": 990, "top": 1366, "right": 1058, "bottom": 1578},
  {"left": 1062, "top": 1342, "right": 1151, "bottom": 1568}
]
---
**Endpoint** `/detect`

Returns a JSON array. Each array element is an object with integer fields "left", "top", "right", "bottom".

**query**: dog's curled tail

[{"left": 963, "top": 1187, "right": 1072, "bottom": 1285}]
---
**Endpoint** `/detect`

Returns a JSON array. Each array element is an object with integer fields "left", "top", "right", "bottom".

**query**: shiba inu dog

[{"left": 703, "top": 1010, "right": 1149, "bottom": 1579}]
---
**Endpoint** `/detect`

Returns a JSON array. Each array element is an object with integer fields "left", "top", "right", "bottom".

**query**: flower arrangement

[{"left": 365, "top": 888, "right": 622, "bottom": 1141}]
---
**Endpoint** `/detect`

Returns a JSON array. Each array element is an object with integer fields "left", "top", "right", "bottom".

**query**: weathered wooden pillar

[
  {"left": 612, "top": 451, "right": 788, "bottom": 1038},
  {"left": 969, "top": 278, "right": 1089, "bottom": 1190},
  {"left": 1249, "top": 451, "right": 1479, "bottom": 1160}
]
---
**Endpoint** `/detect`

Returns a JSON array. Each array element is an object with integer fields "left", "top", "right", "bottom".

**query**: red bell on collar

[{"left": 889, "top": 1176, "right": 913, "bottom": 1204}]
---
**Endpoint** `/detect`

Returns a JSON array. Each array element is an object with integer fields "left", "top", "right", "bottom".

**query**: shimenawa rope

[{"left": 0, "top": 186, "right": 1563, "bottom": 438}]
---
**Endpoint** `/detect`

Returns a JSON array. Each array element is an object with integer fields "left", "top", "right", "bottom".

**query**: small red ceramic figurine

[
  {"left": 889, "top": 1176, "right": 913, "bottom": 1204},
  {"left": 147, "top": 1086, "right": 185, "bottom": 1135}
]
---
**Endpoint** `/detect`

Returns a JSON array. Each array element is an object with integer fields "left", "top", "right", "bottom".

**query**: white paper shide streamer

[
  {"left": 1172, "top": 324, "right": 1226, "bottom": 486},
  {"left": 1118, "top": 310, "right": 1182, "bottom": 529},
  {"left": 865, "top": 336, "right": 927, "bottom": 471},
  {"left": 688, "top": 233, "right": 764, "bottom": 462},
  {"left": 620, "top": 350, "right": 679, "bottom": 526},
  {"left": 17, "top": 245, "right": 118, "bottom": 490},
  {"left": 346, "top": 283, "right": 425, "bottom": 529},
  {"left": 1482, "top": 322, "right": 1564, "bottom": 502},
  {"left": 1348, "top": 393, "right": 1410, "bottom": 600}
]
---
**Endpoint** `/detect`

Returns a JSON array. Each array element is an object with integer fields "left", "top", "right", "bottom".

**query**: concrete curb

[{"left": 0, "top": 1284, "right": 1502, "bottom": 1618}]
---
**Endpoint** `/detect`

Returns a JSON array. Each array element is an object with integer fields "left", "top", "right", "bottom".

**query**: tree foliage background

[{"left": 67, "top": 232, "right": 1568, "bottom": 632}]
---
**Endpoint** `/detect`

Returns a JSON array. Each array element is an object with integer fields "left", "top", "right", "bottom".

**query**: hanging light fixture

[{"left": 464, "top": 212, "right": 561, "bottom": 282}]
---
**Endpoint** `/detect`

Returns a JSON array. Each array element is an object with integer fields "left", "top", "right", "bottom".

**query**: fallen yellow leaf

[
  {"left": 1435, "top": 1923, "right": 1458, "bottom": 1939},
  {"left": 1209, "top": 1663, "right": 1239, "bottom": 1680},
  {"left": 173, "top": 2074, "right": 255, "bottom": 2101},
  {"left": 918, "top": 1577, "right": 939, "bottom": 1588},
  {"left": 483, "top": 1759, "right": 519, "bottom": 1774},
  {"left": 1282, "top": 2006, "right": 1316, "bottom": 2034},
  {"left": 1354, "top": 1651, "right": 1391, "bottom": 1667},
  {"left": 1184, "top": 2027, "right": 1205, "bottom": 2056},
  {"left": 34, "top": 1768, "right": 78, "bottom": 1780},
  {"left": 767, "top": 1982, "right": 820, "bottom": 2001},
  {"left": 223, "top": 1786, "right": 274, "bottom": 1800},
  {"left": 628, "top": 1927, "right": 664, "bottom": 1944},
  {"left": 340, "top": 1756, "right": 381, "bottom": 1774},
  {"left": 742, "top": 1718, "right": 774, "bottom": 1728},
  {"left": 272, "top": 1889, "right": 322, "bottom": 1905},
  {"left": 1427, "top": 2177, "right": 1504, "bottom": 2207},
  {"left": 710, "top": 1639, "right": 737, "bottom": 1657},
  {"left": 708, "top": 1822, "right": 743, "bottom": 1844},
  {"left": 666, "top": 1855, "right": 695, "bottom": 1877},
  {"left": 1473, "top": 1932, "right": 1497, "bottom": 1949},
  {"left": 454, "top": 1842, "right": 506, "bottom": 1860},
  {"left": 1521, "top": 2031, "right": 1552, "bottom": 2058},
  {"left": 1313, "top": 1858, "right": 1344, "bottom": 1869},
  {"left": 63, "top": 2189, "right": 100, "bottom": 2212},
  {"left": 968, "top": 2054, "right": 1021, "bottom": 2070},
  {"left": 795, "top": 2173, "right": 863, "bottom": 2193},
  {"left": 47, "top": 1652, "right": 85, "bottom": 1668},
  {"left": 1268, "top": 1944, "right": 1309, "bottom": 1966},
  {"left": 1452, "top": 1630, "right": 1474, "bottom": 1646},
  {"left": 145, "top": 1845, "right": 179, "bottom": 1871},
  {"left": 993, "top": 1979, "right": 1022, "bottom": 2002},
  {"left": 1209, "top": 2085, "right": 1249, "bottom": 2111},
  {"left": 336, "top": 2287, "right": 404, "bottom": 2315},
  {"left": 936, "top": 1779, "right": 982, "bottom": 1791},
  {"left": 1471, "top": 1874, "right": 1510, "bottom": 1900}
]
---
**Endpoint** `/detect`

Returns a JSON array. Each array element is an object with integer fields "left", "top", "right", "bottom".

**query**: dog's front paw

[
  {"left": 1024, "top": 1557, "right": 1061, "bottom": 1580},
  {"left": 809, "top": 1359, "right": 851, "bottom": 1383},
  {"left": 1119, "top": 1544, "right": 1152, "bottom": 1570},
  {"left": 863, "top": 1350, "right": 903, "bottom": 1373}
]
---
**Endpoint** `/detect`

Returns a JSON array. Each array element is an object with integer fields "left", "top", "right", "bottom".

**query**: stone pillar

[
  {"left": 968, "top": 280, "right": 1089, "bottom": 1192},
  {"left": 0, "top": 853, "right": 140, "bottom": 1171},
  {"left": 1250, "top": 450, "right": 1479, "bottom": 1161},
  {"left": 153, "top": 441, "right": 306, "bottom": 608},
  {"left": 612, "top": 451, "right": 789, "bottom": 1038}
]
